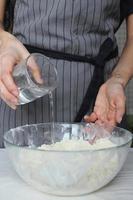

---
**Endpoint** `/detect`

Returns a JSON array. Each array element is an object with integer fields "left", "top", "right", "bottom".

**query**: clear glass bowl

[{"left": 4, "top": 123, "right": 132, "bottom": 196}]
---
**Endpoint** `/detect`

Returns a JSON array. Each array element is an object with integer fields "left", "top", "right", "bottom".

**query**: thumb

[
  {"left": 27, "top": 55, "right": 44, "bottom": 84},
  {"left": 84, "top": 112, "right": 97, "bottom": 122}
]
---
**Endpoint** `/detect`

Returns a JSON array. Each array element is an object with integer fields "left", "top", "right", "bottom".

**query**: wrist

[{"left": 109, "top": 73, "right": 127, "bottom": 88}]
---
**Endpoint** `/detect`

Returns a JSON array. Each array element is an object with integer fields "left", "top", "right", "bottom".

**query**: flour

[{"left": 38, "top": 137, "right": 116, "bottom": 151}]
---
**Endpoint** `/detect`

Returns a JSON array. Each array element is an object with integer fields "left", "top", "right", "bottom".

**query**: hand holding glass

[{"left": 13, "top": 53, "right": 58, "bottom": 104}]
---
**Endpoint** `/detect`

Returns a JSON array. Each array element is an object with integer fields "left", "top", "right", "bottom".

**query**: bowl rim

[{"left": 3, "top": 122, "right": 133, "bottom": 153}]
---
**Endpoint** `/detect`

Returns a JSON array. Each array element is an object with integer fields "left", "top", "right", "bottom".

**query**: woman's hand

[
  {"left": 0, "top": 30, "right": 30, "bottom": 109},
  {"left": 84, "top": 76, "right": 126, "bottom": 127}
]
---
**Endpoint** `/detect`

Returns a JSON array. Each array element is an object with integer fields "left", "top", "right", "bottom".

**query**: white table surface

[{"left": 0, "top": 149, "right": 133, "bottom": 200}]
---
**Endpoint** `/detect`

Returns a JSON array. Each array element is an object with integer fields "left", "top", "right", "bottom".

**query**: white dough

[{"left": 38, "top": 138, "right": 116, "bottom": 151}]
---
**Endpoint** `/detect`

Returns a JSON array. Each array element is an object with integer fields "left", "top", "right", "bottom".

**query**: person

[
  {"left": 0, "top": 0, "right": 133, "bottom": 147},
  {"left": 85, "top": 6, "right": 133, "bottom": 128}
]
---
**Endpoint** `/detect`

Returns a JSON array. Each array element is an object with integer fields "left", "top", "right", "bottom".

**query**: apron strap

[
  {"left": 24, "top": 38, "right": 118, "bottom": 65},
  {"left": 74, "top": 38, "right": 118, "bottom": 122},
  {"left": 74, "top": 66, "right": 104, "bottom": 122}
]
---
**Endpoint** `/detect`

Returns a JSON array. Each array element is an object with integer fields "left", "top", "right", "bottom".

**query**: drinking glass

[{"left": 12, "top": 53, "right": 58, "bottom": 104}]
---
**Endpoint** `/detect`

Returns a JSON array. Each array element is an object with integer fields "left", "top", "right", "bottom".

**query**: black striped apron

[{"left": 0, "top": 0, "right": 121, "bottom": 147}]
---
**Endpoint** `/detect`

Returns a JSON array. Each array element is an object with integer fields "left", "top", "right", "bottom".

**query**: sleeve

[{"left": 120, "top": 0, "right": 133, "bottom": 20}]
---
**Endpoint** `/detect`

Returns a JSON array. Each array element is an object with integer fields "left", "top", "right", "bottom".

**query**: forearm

[
  {"left": 112, "top": 37, "right": 133, "bottom": 87},
  {"left": 0, "top": 0, "right": 7, "bottom": 30},
  {"left": 111, "top": 15, "right": 133, "bottom": 87}
]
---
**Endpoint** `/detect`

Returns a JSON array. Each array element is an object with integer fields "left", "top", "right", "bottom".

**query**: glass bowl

[{"left": 4, "top": 123, "right": 132, "bottom": 196}]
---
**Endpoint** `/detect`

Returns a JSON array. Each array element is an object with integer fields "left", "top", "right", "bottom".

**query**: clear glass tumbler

[{"left": 12, "top": 53, "right": 58, "bottom": 104}]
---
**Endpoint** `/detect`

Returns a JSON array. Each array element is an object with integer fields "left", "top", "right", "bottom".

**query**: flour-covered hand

[{"left": 84, "top": 76, "right": 126, "bottom": 127}]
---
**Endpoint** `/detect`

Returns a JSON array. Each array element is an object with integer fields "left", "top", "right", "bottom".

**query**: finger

[
  {"left": 108, "top": 109, "right": 116, "bottom": 121},
  {"left": 27, "top": 55, "right": 44, "bottom": 84},
  {"left": 94, "top": 105, "right": 108, "bottom": 122},
  {"left": 115, "top": 97, "right": 126, "bottom": 123},
  {"left": 84, "top": 112, "right": 97, "bottom": 122},
  {"left": 3, "top": 97, "right": 17, "bottom": 110},
  {"left": 100, "top": 120, "right": 116, "bottom": 132},
  {"left": 0, "top": 80, "right": 18, "bottom": 107},
  {"left": 107, "top": 100, "right": 116, "bottom": 122},
  {"left": 1, "top": 73, "right": 19, "bottom": 97},
  {"left": 95, "top": 120, "right": 105, "bottom": 126},
  {"left": 0, "top": 56, "right": 19, "bottom": 97}
]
